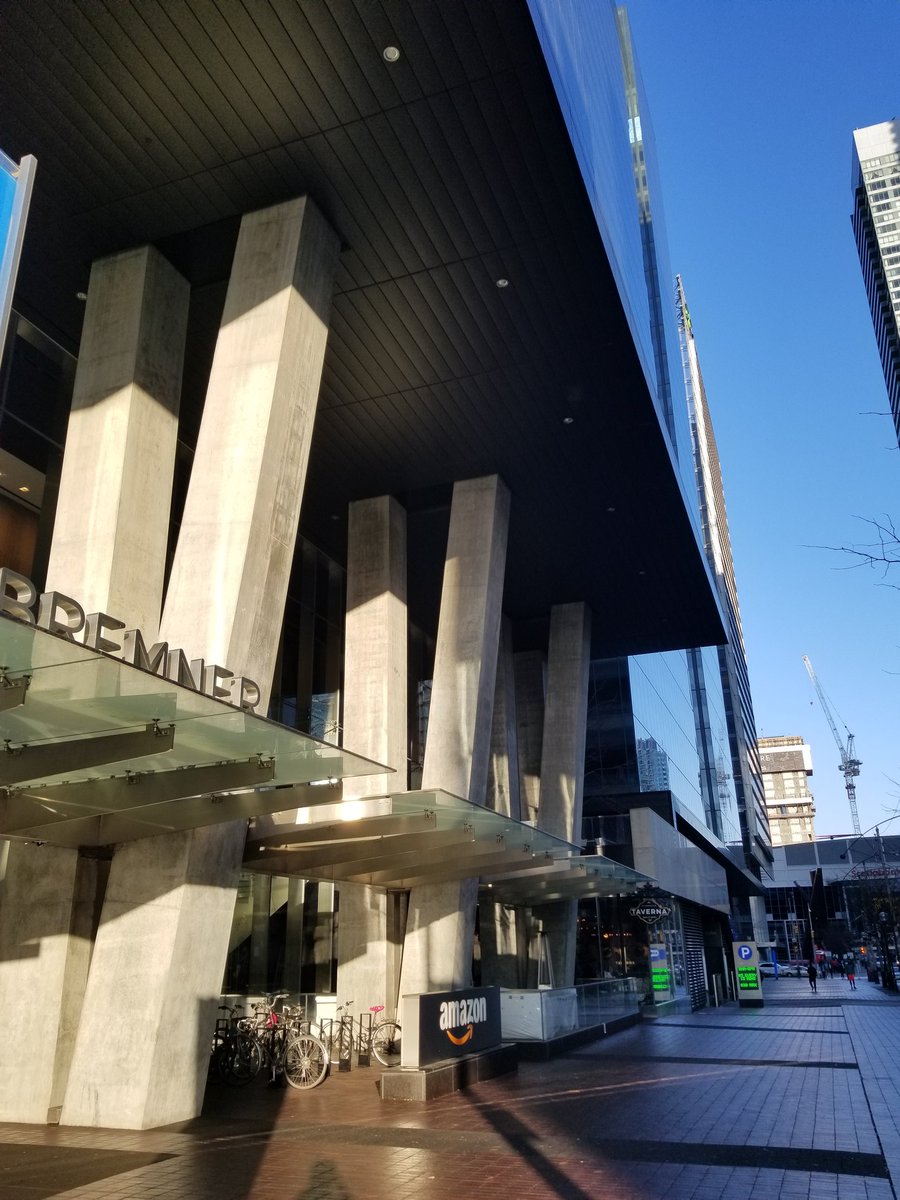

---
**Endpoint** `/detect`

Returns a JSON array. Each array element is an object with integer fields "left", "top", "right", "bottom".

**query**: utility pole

[{"left": 802, "top": 656, "right": 862, "bottom": 836}]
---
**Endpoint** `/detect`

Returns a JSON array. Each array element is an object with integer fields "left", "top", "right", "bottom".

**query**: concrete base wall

[{"left": 379, "top": 1043, "right": 517, "bottom": 1101}]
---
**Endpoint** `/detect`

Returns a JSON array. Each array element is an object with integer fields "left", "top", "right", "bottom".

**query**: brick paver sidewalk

[{"left": 2, "top": 975, "right": 898, "bottom": 1199}]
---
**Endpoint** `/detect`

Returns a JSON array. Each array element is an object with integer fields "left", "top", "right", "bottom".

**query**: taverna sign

[{"left": 0, "top": 567, "right": 261, "bottom": 712}]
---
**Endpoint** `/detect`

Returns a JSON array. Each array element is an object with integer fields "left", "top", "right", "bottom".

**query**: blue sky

[{"left": 626, "top": 0, "right": 900, "bottom": 837}]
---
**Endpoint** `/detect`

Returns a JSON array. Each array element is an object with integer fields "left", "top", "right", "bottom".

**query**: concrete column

[
  {"left": 399, "top": 476, "right": 509, "bottom": 996},
  {"left": 533, "top": 602, "right": 591, "bottom": 986},
  {"left": 249, "top": 874, "right": 272, "bottom": 992},
  {"left": 487, "top": 617, "right": 521, "bottom": 820},
  {"left": 0, "top": 843, "right": 104, "bottom": 1123},
  {"left": 0, "top": 247, "right": 188, "bottom": 1125},
  {"left": 159, "top": 196, "right": 337, "bottom": 670},
  {"left": 46, "top": 245, "right": 188, "bottom": 628},
  {"left": 337, "top": 496, "right": 408, "bottom": 1012},
  {"left": 481, "top": 617, "right": 522, "bottom": 987},
  {"left": 537, "top": 603, "right": 591, "bottom": 843},
  {"left": 283, "top": 878, "right": 306, "bottom": 991},
  {"left": 514, "top": 650, "right": 546, "bottom": 825},
  {"left": 61, "top": 197, "right": 340, "bottom": 1130}
]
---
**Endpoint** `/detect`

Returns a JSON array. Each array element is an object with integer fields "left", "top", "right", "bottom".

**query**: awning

[
  {"left": 0, "top": 615, "right": 389, "bottom": 848},
  {"left": 481, "top": 854, "right": 652, "bottom": 905},
  {"left": 244, "top": 788, "right": 651, "bottom": 900}
]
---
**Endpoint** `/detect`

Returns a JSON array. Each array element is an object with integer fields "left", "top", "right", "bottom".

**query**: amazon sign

[{"left": 401, "top": 986, "right": 501, "bottom": 1068}]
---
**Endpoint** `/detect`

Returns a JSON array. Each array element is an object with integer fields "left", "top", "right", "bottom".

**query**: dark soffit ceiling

[{"left": 0, "top": 0, "right": 725, "bottom": 657}]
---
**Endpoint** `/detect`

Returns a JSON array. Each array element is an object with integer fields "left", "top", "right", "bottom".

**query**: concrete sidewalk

[{"left": 2, "top": 975, "right": 899, "bottom": 1199}]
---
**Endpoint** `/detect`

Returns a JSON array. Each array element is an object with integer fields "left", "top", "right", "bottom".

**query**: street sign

[
  {"left": 649, "top": 944, "right": 672, "bottom": 995},
  {"left": 731, "top": 940, "right": 763, "bottom": 1008}
]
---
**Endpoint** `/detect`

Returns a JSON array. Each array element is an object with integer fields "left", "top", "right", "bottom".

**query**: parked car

[
  {"left": 786, "top": 959, "right": 809, "bottom": 977},
  {"left": 758, "top": 962, "right": 778, "bottom": 978}
]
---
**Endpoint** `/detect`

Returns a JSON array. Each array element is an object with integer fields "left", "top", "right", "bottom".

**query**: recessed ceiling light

[
  {"left": 496, "top": 278, "right": 509, "bottom": 288},
  {"left": 606, "top": 506, "right": 616, "bottom": 513},
  {"left": 638, "top": 569, "right": 646, "bottom": 576},
  {"left": 18, "top": 485, "right": 29, "bottom": 494},
  {"left": 562, "top": 416, "right": 574, "bottom": 425},
  {"left": 383, "top": 45, "right": 400, "bottom": 62},
  {"left": 76, "top": 292, "right": 87, "bottom": 302}
]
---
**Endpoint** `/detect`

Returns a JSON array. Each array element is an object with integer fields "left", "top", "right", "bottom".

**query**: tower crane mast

[{"left": 802, "top": 655, "right": 862, "bottom": 836}]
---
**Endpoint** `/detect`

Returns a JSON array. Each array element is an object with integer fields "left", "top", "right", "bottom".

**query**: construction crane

[{"left": 802, "top": 655, "right": 862, "bottom": 836}]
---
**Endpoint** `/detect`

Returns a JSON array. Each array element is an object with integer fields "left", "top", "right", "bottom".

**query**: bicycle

[
  {"left": 210, "top": 1003, "right": 261, "bottom": 1086},
  {"left": 325, "top": 1001, "right": 402, "bottom": 1068},
  {"left": 235, "top": 992, "right": 329, "bottom": 1090}
]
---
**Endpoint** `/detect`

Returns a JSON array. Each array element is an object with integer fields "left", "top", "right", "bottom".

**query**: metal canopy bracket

[
  {"left": 0, "top": 721, "right": 175, "bottom": 787},
  {"left": 1, "top": 757, "right": 274, "bottom": 836},
  {"left": 0, "top": 673, "right": 28, "bottom": 713}
]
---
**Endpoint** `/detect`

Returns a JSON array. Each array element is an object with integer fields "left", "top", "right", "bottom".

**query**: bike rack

[{"left": 356, "top": 1011, "right": 373, "bottom": 1068}]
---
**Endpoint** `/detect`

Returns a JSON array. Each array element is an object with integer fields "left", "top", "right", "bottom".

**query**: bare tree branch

[{"left": 814, "top": 515, "right": 900, "bottom": 589}]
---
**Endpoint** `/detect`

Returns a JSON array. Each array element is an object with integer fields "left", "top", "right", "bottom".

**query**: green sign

[
  {"left": 651, "top": 966, "right": 672, "bottom": 992},
  {"left": 737, "top": 965, "right": 759, "bottom": 991}
]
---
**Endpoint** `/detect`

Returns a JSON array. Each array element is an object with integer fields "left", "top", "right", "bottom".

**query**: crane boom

[{"left": 802, "top": 655, "right": 862, "bottom": 836}]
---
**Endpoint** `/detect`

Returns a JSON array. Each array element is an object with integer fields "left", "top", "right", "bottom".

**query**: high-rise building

[
  {"left": 851, "top": 120, "right": 900, "bottom": 444},
  {"left": 758, "top": 735, "right": 817, "bottom": 846},
  {"left": 676, "top": 277, "right": 772, "bottom": 884}
]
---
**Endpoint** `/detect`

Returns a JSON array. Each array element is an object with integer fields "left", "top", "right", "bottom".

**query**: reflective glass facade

[
  {"left": 630, "top": 650, "right": 706, "bottom": 827},
  {"left": 688, "top": 645, "right": 742, "bottom": 846},
  {"left": 527, "top": 1, "right": 703, "bottom": 533},
  {"left": 677, "top": 278, "right": 771, "bottom": 876},
  {"left": 852, "top": 121, "right": 900, "bottom": 446},
  {"left": 526, "top": 0, "right": 656, "bottom": 414}
]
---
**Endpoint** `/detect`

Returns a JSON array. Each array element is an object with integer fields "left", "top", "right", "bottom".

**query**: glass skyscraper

[{"left": 851, "top": 120, "right": 900, "bottom": 446}]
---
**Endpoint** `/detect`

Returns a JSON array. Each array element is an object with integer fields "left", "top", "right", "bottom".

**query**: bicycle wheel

[
  {"left": 283, "top": 1034, "right": 329, "bottom": 1090},
  {"left": 371, "top": 1020, "right": 402, "bottom": 1067},
  {"left": 218, "top": 1032, "right": 262, "bottom": 1085}
]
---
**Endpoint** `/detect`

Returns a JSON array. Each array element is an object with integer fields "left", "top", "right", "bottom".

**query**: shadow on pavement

[{"left": 462, "top": 1083, "right": 595, "bottom": 1200}]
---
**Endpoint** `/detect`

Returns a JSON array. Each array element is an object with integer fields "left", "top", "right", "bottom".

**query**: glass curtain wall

[{"left": 0, "top": 311, "right": 74, "bottom": 583}]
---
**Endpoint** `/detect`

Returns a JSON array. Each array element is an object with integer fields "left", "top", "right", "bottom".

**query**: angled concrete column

[
  {"left": 487, "top": 617, "right": 521, "bottom": 820},
  {"left": 160, "top": 196, "right": 337, "bottom": 668},
  {"left": 399, "top": 476, "right": 509, "bottom": 996},
  {"left": 337, "top": 496, "right": 408, "bottom": 1012},
  {"left": 0, "top": 843, "right": 103, "bottom": 1123},
  {"left": 62, "top": 197, "right": 339, "bottom": 1130},
  {"left": 514, "top": 650, "right": 546, "bottom": 825},
  {"left": 481, "top": 618, "right": 522, "bottom": 987},
  {"left": 534, "top": 602, "right": 591, "bottom": 986},
  {"left": 46, "top": 245, "right": 188, "bottom": 627},
  {"left": 0, "top": 247, "right": 188, "bottom": 1125}
]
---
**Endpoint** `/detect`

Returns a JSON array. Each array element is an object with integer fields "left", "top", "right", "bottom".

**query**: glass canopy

[
  {"left": 244, "top": 789, "right": 652, "bottom": 899},
  {"left": 0, "top": 615, "right": 390, "bottom": 847}
]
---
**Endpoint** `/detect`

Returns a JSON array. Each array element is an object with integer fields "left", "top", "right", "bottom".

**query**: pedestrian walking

[
  {"left": 847, "top": 964, "right": 856, "bottom": 990},
  {"left": 838, "top": 960, "right": 845, "bottom": 978},
  {"left": 807, "top": 962, "right": 818, "bottom": 992}
]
